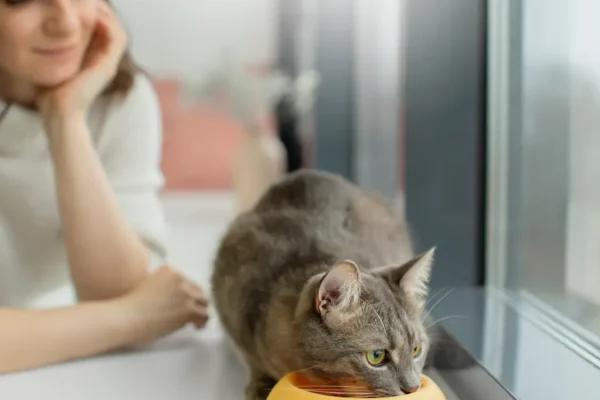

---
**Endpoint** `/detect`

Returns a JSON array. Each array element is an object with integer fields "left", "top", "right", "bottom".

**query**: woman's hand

[
  {"left": 119, "top": 266, "right": 210, "bottom": 344},
  {"left": 0, "top": 267, "right": 208, "bottom": 374},
  {"left": 37, "top": 2, "right": 126, "bottom": 124}
]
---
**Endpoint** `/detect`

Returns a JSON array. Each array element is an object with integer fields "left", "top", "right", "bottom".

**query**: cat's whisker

[
  {"left": 421, "top": 287, "right": 455, "bottom": 323},
  {"left": 421, "top": 287, "right": 454, "bottom": 323},
  {"left": 427, "top": 331, "right": 456, "bottom": 337},
  {"left": 426, "top": 315, "right": 470, "bottom": 330},
  {"left": 422, "top": 287, "right": 449, "bottom": 311},
  {"left": 427, "top": 335, "right": 458, "bottom": 344},
  {"left": 363, "top": 323, "right": 386, "bottom": 331},
  {"left": 293, "top": 365, "right": 319, "bottom": 374},
  {"left": 366, "top": 303, "right": 386, "bottom": 332}
]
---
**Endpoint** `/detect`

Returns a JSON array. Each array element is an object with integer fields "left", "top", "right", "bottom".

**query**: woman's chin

[{"left": 32, "top": 67, "right": 79, "bottom": 89}]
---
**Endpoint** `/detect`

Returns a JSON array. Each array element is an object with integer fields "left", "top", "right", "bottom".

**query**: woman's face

[{"left": 0, "top": 0, "right": 99, "bottom": 88}]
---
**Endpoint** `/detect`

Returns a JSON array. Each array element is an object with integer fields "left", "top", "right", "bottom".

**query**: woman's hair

[
  {"left": 103, "top": 0, "right": 139, "bottom": 97},
  {"left": 103, "top": 51, "right": 138, "bottom": 97}
]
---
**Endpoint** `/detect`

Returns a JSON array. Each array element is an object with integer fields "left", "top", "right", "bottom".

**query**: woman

[{"left": 0, "top": 0, "right": 208, "bottom": 373}]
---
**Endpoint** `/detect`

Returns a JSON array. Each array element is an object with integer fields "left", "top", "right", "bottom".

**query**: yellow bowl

[{"left": 267, "top": 373, "right": 446, "bottom": 400}]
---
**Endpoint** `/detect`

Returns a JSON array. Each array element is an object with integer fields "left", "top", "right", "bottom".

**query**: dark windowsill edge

[
  {"left": 426, "top": 286, "right": 600, "bottom": 400},
  {"left": 426, "top": 327, "right": 516, "bottom": 400}
]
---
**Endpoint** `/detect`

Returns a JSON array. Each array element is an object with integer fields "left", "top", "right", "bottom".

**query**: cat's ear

[
  {"left": 375, "top": 248, "right": 435, "bottom": 303},
  {"left": 316, "top": 260, "right": 362, "bottom": 318}
]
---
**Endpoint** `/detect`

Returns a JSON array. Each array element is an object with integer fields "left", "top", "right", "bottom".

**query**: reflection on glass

[{"left": 492, "top": 0, "right": 600, "bottom": 344}]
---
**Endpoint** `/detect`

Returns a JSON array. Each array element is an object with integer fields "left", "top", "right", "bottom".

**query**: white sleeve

[{"left": 94, "top": 74, "right": 168, "bottom": 270}]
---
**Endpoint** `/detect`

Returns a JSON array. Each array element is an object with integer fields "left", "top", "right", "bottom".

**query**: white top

[{"left": 0, "top": 74, "right": 168, "bottom": 307}]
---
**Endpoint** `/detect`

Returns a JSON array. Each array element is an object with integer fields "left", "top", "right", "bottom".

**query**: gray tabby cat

[{"left": 212, "top": 170, "right": 435, "bottom": 399}]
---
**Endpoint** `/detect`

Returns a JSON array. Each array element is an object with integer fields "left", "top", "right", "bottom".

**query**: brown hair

[
  {"left": 103, "top": 0, "right": 139, "bottom": 97},
  {"left": 102, "top": 51, "right": 139, "bottom": 97}
]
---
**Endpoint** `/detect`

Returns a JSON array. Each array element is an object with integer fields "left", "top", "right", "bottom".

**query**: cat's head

[{"left": 294, "top": 249, "right": 435, "bottom": 397}]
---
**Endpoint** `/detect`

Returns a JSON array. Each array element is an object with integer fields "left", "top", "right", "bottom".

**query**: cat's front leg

[{"left": 245, "top": 374, "right": 277, "bottom": 400}]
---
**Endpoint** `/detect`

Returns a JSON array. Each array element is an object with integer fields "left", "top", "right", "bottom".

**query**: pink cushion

[
  {"left": 153, "top": 79, "right": 182, "bottom": 118},
  {"left": 160, "top": 106, "right": 244, "bottom": 190},
  {"left": 152, "top": 77, "right": 294, "bottom": 190},
  {"left": 153, "top": 79, "right": 247, "bottom": 190}
]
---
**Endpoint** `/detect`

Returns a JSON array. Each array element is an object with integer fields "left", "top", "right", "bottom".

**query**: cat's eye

[
  {"left": 412, "top": 345, "right": 422, "bottom": 358},
  {"left": 366, "top": 349, "right": 387, "bottom": 366}
]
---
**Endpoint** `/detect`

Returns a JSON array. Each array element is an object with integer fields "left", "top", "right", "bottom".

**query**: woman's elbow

[{"left": 75, "top": 252, "right": 151, "bottom": 302}]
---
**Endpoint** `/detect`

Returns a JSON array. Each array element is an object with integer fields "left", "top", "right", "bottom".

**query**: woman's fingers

[
  {"left": 80, "top": 22, "right": 109, "bottom": 69},
  {"left": 181, "top": 280, "right": 209, "bottom": 329},
  {"left": 190, "top": 301, "right": 209, "bottom": 329},
  {"left": 97, "top": 1, "right": 125, "bottom": 36},
  {"left": 93, "top": 2, "right": 127, "bottom": 65},
  {"left": 181, "top": 281, "right": 209, "bottom": 306}
]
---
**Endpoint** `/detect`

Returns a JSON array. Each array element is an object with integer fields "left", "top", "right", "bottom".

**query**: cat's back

[
  {"left": 253, "top": 169, "right": 357, "bottom": 215},
  {"left": 213, "top": 168, "right": 412, "bottom": 288},
  {"left": 212, "top": 170, "right": 354, "bottom": 287},
  {"left": 212, "top": 169, "right": 413, "bottom": 346}
]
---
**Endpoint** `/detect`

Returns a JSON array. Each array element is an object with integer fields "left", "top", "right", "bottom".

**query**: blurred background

[{"left": 46, "top": 0, "right": 600, "bottom": 398}]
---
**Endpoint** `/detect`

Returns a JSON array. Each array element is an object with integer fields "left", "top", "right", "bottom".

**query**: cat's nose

[{"left": 401, "top": 386, "right": 420, "bottom": 394}]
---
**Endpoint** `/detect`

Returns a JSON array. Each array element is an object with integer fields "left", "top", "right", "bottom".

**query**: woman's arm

[
  {"left": 0, "top": 267, "right": 209, "bottom": 374},
  {"left": 39, "top": 4, "right": 166, "bottom": 301},
  {"left": 48, "top": 115, "right": 152, "bottom": 301},
  {"left": 0, "top": 300, "right": 134, "bottom": 374}
]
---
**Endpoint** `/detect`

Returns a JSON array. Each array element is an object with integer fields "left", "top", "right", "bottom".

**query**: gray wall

[
  {"left": 404, "top": 0, "right": 487, "bottom": 289},
  {"left": 313, "top": 0, "right": 355, "bottom": 179},
  {"left": 276, "top": 0, "right": 299, "bottom": 76}
]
